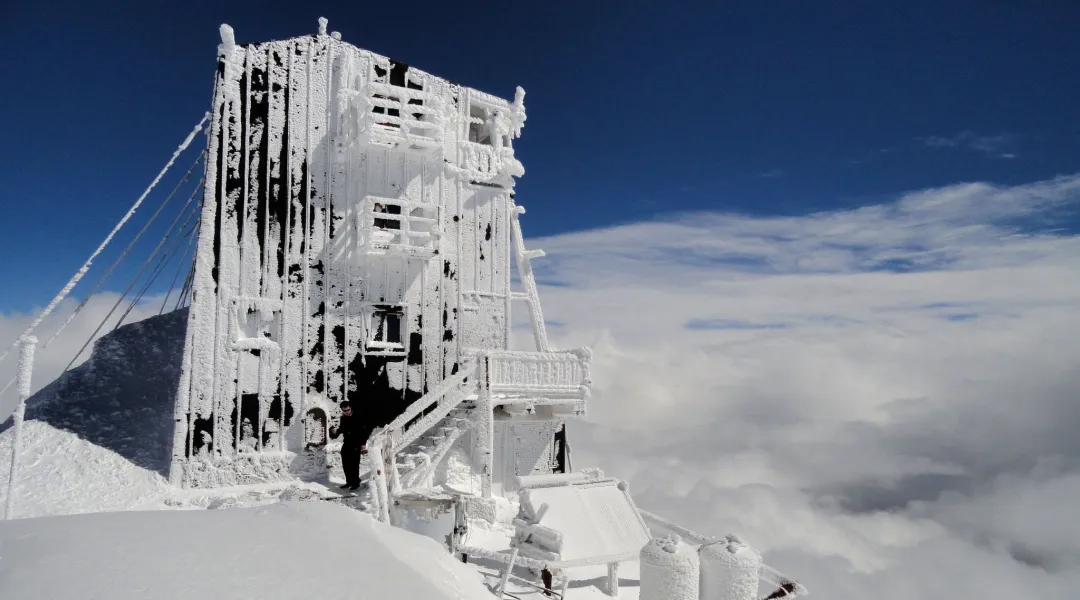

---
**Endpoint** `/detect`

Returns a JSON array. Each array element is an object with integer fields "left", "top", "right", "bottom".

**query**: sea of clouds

[
  {"left": 529, "top": 174, "right": 1080, "bottom": 598},
  {"left": 2, "top": 174, "right": 1078, "bottom": 598}
]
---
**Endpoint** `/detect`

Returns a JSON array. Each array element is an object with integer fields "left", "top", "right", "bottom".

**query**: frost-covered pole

[
  {"left": 368, "top": 432, "right": 390, "bottom": 523},
  {"left": 495, "top": 547, "right": 519, "bottom": 598},
  {"left": 477, "top": 353, "right": 494, "bottom": 499},
  {"left": 3, "top": 336, "right": 37, "bottom": 520},
  {"left": 607, "top": 562, "right": 619, "bottom": 597}
]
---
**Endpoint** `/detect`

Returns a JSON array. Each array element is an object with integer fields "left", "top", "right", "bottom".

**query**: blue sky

[{"left": 1, "top": 0, "right": 1079, "bottom": 312}]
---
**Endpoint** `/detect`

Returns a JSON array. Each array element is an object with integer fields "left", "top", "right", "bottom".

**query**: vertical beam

[
  {"left": 283, "top": 38, "right": 309, "bottom": 450},
  {"left": 3, "top": 336, "right": 36, "bottom": 520},
  {"left": 304, "top": 33, "right": 331, "bottom": 407},
  {"left": 478, "top": 353, "right": 494, "bottom": 499},
  {"left": 266, "top": 41, "right": 289, "bottom": 450},
  {"left": 503, "top": 193, "right": 512, "bottom": 349},
  {"left": 213, "top": 41, "right": 249, "bottom": 458},
  {"left": 607, "top": 562, "right": 619, "bottom": 597}
]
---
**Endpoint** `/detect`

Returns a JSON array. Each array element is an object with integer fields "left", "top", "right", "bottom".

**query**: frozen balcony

[
  {"left": 358, "top": 82, "right": 444, "bottom": 155},
  {"left": 458, "top": 141, "right": 523, "bottom": 185},
  {"left": 481, "top": 349, "right": 592, "bottom": 413},
  {"left": 356, "top": 195, "right": 440, "bottom": 259}
]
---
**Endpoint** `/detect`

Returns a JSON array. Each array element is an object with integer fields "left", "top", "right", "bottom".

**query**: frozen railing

[
  {"left": 457, "top": 141, "right": 523, "bottom": 183},
  {"left": 356, "top": 195, "right": 439, "bottom": 258},
  {"left": 486, "top": 349, "right": 591, "bottom": 399},
  {"left": 359, "top": 82, "right": 444, "bottom": 154}
]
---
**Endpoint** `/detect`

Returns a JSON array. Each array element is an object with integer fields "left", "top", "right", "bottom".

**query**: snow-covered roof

[{"left": 517, "top": 472, "right": 652, "bottom": 565}]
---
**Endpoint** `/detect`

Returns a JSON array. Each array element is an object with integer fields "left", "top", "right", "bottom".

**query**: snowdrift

[
  {"left": 0, "top": 309, "right": 187, "bottom": 476},
  {"left": 0, "top": 501, "right": 494, "bottom": 600},
  {"left": 0, "top": 420, "right": 167, "bottom": 518}
]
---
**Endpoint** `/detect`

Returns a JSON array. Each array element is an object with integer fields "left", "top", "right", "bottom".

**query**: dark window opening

[
  {"left": 369, "top": 308, "right": 405, "bottom": 352},
  {"left": 372, "top": 202, "right": 402, "bottom": 230}
]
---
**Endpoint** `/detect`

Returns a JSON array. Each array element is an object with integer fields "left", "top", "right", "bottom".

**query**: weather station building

[{"left": 169, "top": 21, "right": 593, "bottom": 495}]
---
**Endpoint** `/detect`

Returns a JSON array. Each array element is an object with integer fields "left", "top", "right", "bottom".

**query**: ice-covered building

[{"left": 168, "top": 21, "right": 591, "bottom": 493}]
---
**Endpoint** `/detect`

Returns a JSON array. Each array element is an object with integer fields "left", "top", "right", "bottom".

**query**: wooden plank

[
  {"left": 213, "top": 43, "right": 248, "bottom": 457},
  {"left": 264, "top": 41, "right": 289, "bottom": 449},
  {"left": 281, "top": 38, "right": 309, "bottom": 450},
  {"left": 304, "top": 34, "right": 331, "bottom": 406},
  {"left": 324, "top": 36, "right": 347, "bottom": 409}
]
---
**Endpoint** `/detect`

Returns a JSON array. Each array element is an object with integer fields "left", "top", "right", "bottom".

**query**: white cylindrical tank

[
  {"left": 640, "top": 535, "right": 700, "bottom": 600},
  {"left": 699, "top": 534, "right": 763, "bottom": 600}
]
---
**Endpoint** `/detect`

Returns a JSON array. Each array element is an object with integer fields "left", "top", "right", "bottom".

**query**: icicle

[{"left": 0, "top": 114, "right": 209, "bottom": 366}]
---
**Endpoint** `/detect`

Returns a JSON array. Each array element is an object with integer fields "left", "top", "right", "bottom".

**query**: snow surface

[
  {"left": 0, "top": 501, "right": 495, "bottom": 600},
  {"left": 0, "top": 420, "right": 168, "bottom": 518}
]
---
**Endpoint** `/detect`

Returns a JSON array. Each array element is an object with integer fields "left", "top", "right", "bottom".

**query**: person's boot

[{"left": 338, "top": 483, "right": 352, "bottom": 490}]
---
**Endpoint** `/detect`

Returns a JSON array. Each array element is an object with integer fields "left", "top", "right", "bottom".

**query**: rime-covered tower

[{"left": 169, "top": 23, "right": 591, "bottom": 493}]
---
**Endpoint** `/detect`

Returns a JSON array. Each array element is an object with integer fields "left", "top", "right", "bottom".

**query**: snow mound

[
  {"left": 1, "top": 309, "right": 188, "bottom": 476},
  {"left": 0, "top": 420, "right": 167, "bottom": 518},
  {"left": 0, "top": 501, "right": 495, "bottom": 600}
]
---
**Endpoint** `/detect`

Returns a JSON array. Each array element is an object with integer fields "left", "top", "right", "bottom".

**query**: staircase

[
  {"left": 395, "top": 407, "right": 476, "bottom": 490},
  {"left": 356, "top": 362, "right": 478, "bottom": 485}
]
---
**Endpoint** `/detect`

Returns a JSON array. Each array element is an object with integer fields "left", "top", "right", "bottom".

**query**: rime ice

[{"left": 170, "top": 24, "right": 591, "bottom": 496}]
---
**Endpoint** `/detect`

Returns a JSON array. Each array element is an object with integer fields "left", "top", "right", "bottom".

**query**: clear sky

[{"left": 1, "top": 0, "right": 1078, "bottom": 311}]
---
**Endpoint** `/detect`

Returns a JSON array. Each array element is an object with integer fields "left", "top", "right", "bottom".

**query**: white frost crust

[
  {"left": 219, "top": 24, "right": 235, "bottom": 52},
  {"left": 640, "top": 535, "right": 700, "bottom": 600},
  {"left": 700, "top": 535, "right": 764, "bottom": 600}
]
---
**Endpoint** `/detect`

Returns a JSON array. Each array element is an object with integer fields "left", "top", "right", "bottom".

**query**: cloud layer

[{"left": 520, "top": 173, "right": 1080, "bottom": 597}]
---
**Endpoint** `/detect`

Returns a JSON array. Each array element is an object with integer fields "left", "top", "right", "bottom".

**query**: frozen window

[
  {"left": 368, "top": 307, "right": 404, "bottom": 352},
  {"left": 372, "top": 202, "right": 402, "bottom": 230},
  {"left": 468, "top": 103, "right": 493, "bottom": 145}
]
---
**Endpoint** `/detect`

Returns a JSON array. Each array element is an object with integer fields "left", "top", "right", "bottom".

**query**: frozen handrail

[{"left": 385, "top": 361, "right": 478, "bottom": 454}]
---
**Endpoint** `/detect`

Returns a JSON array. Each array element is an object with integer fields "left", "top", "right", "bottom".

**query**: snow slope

[
  {"left": 0, "top": 501, "right": 495, "bottom": 600},
  {"left": 0, "top": 420, "right": 167, "bottom": 518},
  {"left": 0, "top": 309, "right": 187, "bottom": 476}
]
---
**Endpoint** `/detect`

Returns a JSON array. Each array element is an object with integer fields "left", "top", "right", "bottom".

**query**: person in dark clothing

[{"left": 330, "top": 401, "right": 372, "bottom": 490}]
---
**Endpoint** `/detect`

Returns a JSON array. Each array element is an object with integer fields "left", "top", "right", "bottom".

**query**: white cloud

[
  {"left": 516, "top": 173, "right": 1080, "bottom": 597},
  {"left": 919, "top": 131, "right": 1019, "bottom": 159}
]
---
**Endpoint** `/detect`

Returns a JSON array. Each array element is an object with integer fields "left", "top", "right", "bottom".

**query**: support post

[
  {"left": 607, "top": 562, "right": 619, "bottom": 597},
  {"left": 478, "top": 353, "right": 494, "bottom": 499},
  {"left": 368, "top": 432, "right": 390, "bottom": 523},
  {"left": 4, "top": 336, "right": 37, "bottom": 520},
  {"left": 495, "top": 547, "right": 519, "bottom": 598}
]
